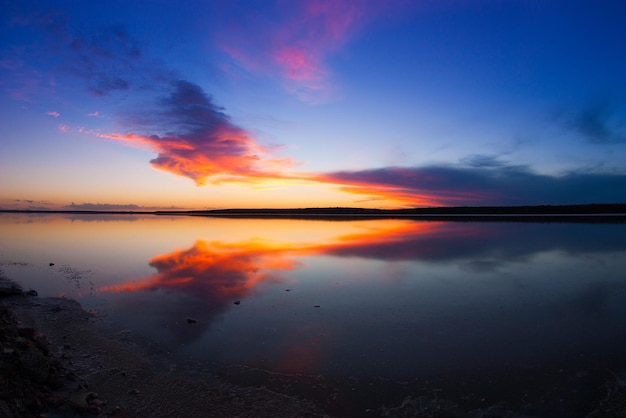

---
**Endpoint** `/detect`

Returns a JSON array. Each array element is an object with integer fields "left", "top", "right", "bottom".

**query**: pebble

[
  {"left": 18, "top": 327, "right": 36, "bottom": 338},
  {"left": 233, "top": 300, "right": 241, "bottom": 305},
  {"left": 127, "top": 388, "right": 140, "bottom": 396},
  {"left": 186, "top": 318, "right": 197, "bottom": 324}
]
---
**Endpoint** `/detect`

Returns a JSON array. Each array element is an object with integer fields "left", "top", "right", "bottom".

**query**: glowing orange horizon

[{"left": 96, "top": 131, "right": 458, "bottom": 208}]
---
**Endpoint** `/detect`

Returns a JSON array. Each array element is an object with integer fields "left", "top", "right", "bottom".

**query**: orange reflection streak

[
  {"left": 100, "top": 220, "right": 447, "bottom": 298},
  {"left": 100, "top": 240, "right": 302, "bottom": 298},
  {"left": 97, "top": 220, "right": 479, "bottom": 349},
  {"left": 275, "top": 323, "right": 329, "bottom": 374}
]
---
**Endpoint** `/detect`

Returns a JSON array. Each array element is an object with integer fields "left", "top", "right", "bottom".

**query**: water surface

[{"left": 2, "top": 213, "right": 626, "bottom": 412}]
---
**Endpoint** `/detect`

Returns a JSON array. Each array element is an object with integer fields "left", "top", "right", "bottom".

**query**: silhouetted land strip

[
  {"left": 167, "top": 203, "right": 626, "bottom": 222},
  {"left": 2, "top": 204, "right": 626, "bottom": 222}
]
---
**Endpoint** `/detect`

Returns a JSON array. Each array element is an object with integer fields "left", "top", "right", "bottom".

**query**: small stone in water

[
  {"left": 186, "top": 318, "right": 197, "bottom": 324},
  {"left": 233, "top": 300, "right": 241, "bottom": 305}
]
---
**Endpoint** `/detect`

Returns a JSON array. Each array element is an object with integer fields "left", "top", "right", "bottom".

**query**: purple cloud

[{"left": 317, "top": 165, "right": 626, "bottom": 206}]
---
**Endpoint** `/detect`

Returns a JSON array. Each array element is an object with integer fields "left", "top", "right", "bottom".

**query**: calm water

[{"left": 2, "top": 213, "right": 626, "bottom": 386}]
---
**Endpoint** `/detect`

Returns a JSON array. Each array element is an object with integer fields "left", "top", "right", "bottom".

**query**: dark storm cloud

[{"left": 318, "top": 165, "right": 626, "bottom": 206}]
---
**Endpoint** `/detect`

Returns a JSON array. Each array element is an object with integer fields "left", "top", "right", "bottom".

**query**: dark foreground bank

[
  {"left": 0, "top": 279, "right": 324, "bottom": 417},
  {"left": 3, "top": 278, "right": 626, "bottom": 417}
]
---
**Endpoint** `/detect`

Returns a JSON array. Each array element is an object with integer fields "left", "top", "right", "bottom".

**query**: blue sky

[{"left": 1, "top": 0, "right": 625, "bottom": 209}]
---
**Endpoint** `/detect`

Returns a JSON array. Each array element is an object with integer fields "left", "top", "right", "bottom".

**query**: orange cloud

[{"left": 99, "top": 81, "right": 294, "bottom": 185}]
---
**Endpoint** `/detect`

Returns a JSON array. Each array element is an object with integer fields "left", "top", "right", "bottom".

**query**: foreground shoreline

[
  {"left": 3, "top": 278, "right": 626, "bottom": 417},
  {"left": 0, "top": 281, "right": 326, "bottom": 417}
]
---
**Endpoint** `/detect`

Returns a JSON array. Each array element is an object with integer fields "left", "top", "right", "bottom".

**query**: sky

[{"left": 1, "top": 0, "right": 625, "bottom": 210}]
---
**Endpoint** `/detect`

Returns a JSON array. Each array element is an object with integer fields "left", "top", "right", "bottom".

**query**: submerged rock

[{"left": 186, "top": 317, "right": 197, "bottom": 324}]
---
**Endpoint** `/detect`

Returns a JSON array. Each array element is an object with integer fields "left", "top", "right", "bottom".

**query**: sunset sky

[{"left": 1, "top": 0, "right": 625, "bottom": 210}]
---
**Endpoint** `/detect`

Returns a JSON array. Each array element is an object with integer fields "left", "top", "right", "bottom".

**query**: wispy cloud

[
  {"left": 46, "top": 111, "right": 60, "bottom": 117},
  {"left": 63, "top": 24, "right": 144, "bottom": 96},
  {"left": 87, "top": 111, "right": 99, "bottom": 117},
  {"left": 1, "top": 9, "right": 164, "bottom": 102},
  {"left": 555, "top": 101, "right": 626, "bottom": 145},
  {"left": 100, "top": 80, "right": 294, "bottom": 185},
  {"left": 8, "top": 198, "right": 53, "bottom": 211},
  {"left": 460, "top": 154, "right": 510, "bottom": 169},
  {"left": 217, "top": 0, "right": 399, "bottom": 102},
  {"left": 571, "top": 103, "right": 626, "bottom": 144}
]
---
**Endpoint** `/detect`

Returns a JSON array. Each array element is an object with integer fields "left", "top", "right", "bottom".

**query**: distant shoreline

[{"left": 1, "top": 203, "right": 625, "bottom": 222}]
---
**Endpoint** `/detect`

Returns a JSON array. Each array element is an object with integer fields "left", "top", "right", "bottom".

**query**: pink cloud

[
  {"left": 46, "top": 111, "right": 60, "bottom": 117},
  {"left": 217, "top": 0, "right": 398, "bottom": 102},
  {"left": 88, "top": 111, "right": 99, "bottom": 117}
]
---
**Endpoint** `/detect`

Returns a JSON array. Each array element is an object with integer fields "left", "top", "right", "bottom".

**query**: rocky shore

[{"left": 0, "top": 279, "right": 326, "bottom": 417}]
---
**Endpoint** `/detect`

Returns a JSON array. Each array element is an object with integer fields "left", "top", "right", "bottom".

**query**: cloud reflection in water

[{"left": 97, "top": 219, "right": 626, "bottom": 376}]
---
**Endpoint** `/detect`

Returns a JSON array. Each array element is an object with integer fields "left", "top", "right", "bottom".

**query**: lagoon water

[{"left": 2, "top": 212, "right": 626, "bottom": 411}]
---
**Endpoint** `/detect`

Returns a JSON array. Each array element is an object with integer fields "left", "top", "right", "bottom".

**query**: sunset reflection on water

[{"left": 2, "top": 213, "right": 626, "bottom": 379}]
